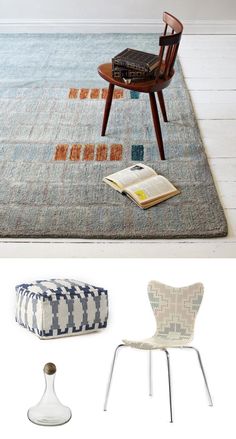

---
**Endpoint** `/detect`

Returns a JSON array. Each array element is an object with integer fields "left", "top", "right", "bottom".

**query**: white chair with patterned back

[{"left": 104, "top": 281, "right": 213, "bottom": 422}]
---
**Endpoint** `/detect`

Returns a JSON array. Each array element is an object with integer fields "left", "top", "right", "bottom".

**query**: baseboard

[{"left": 0, "top": 18, "right": 235, "bottom": 34}]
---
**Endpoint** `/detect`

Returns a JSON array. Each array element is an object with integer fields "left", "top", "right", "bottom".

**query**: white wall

[{"left": 1, "top": 0, "right": 236, "bottom": 20}]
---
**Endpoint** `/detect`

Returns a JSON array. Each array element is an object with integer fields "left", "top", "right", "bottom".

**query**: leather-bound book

[{"left": 112, "top": 48, "right": 159, "bottom": 73}]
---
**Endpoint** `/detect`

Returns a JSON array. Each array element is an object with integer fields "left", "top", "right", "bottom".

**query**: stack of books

[{"left": 112, "top": 48, "right": 159, "bottom": 83}]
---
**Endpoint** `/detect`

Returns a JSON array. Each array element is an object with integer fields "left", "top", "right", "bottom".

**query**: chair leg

[
  {"left": 157, "top": 91, "right": 168, "bottom": 122},
  {"left": 101, "top": 83, "right": 114, "bottom": 136},
  {"left": 149, "top": 350, "right": 153, "bottom": 397},
  {"left": 184, "top": 346, "right": 213, "bottom": 406},
  {"left": 149, "top": 92, "right": 165, "bottom": 160},
  {"left": 163, "top": 349, "right": 173, "bottom": 423},
  {"left": 103, "top": 343, "right": 125, "bottom": 411}
]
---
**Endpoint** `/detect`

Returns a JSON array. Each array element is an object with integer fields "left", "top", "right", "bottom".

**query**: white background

[
  {"left": 1, "top": 0, "right": 236, "bottom": 20},
  {"left": 1, "top": 258, "right": 235, "bottom": 438}
]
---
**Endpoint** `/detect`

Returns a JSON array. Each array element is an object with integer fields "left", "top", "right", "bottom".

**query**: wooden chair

[{"left": 97, "top": 12, "right": 183, "bottom": 160}]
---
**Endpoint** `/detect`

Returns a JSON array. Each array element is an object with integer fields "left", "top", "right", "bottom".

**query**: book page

[
  {"left": 103, "top": 164, "right": 157, "bottom": 191},
  {"left": 126, "top": 175, "right": 178, "bottom": 204}
]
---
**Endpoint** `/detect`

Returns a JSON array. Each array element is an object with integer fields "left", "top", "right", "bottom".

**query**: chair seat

[
  {"left": 122, "top": 335, "right": 192, "bottom": 350},
  {"left": 97, "top": 63, "right": 172, "bottom": 93}
]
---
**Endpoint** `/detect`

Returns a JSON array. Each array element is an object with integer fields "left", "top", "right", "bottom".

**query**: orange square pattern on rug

[
  {"left": 70, "top": 144, "right": 82, "bottom": 160},
  {"left": 83, "top": 144, "right": 94, "bottom": 160},
  {"left": 68, "top": 88, "right": 124, "bottom": 99},
  {"left": 96, "top": 144, "right": 107, "bottom": 161},
  {"left": 110, "top": 144, "right": 122, "bottom": 160},
  {"left": 54, "top": 144, "right": 69, "bottom": 160},
  {"left": 54, "top": 144, "right": 123, "bottom": 161}
]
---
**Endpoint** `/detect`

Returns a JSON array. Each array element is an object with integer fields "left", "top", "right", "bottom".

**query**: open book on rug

[{"left": 103, "top": 164, "right": 180, "bottom": 209}]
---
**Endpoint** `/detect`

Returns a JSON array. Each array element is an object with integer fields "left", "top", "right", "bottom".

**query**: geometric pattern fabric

[
  {"left": 123, "top": 281, "right": 203, "bottom": 349},
  {"left": 68, "top": 88, "right": 140, "bottom": 100},
  {"left": 15, "top": 279, "right": 108, "bottom": 339},
  {"left": 53, "top": 143, "right": 144, "bottom": 162}
]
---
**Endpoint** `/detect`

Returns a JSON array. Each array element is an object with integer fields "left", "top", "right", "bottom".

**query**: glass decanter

[{"left": 27, "top": 362, "right": 72, "bottom": 426}]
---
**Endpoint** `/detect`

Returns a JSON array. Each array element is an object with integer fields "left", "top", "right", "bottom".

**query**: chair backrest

[
  {"left": 148, "top": 281, "right": 204, "bottom": 341},
  {"left": 158, "top": 12, "right": 183, "bottom": 80}
]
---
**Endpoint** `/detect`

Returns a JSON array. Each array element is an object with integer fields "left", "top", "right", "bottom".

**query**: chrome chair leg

[
  {"left": 183, "top": 346, "right": 213, "bottom": 406},
  {"left": 163, "top": 349, "right": 173, "bottom": 423},
  {"left": 103, "top": 344, "right": 125, "bottom": 411},
  {"left": 149, "top": 350, "right": 153, "bottom": 396}
]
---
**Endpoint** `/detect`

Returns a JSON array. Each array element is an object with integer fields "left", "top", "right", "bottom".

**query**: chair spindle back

[{"left": 158, "top": 12, "right": 183, "bottom": 80}]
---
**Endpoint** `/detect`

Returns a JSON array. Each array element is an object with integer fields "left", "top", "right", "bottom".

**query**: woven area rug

[{"left": 0, "top": 34, "right": 227, "bottom": 238}]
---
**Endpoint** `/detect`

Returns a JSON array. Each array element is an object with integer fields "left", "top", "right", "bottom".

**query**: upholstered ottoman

[{"left": 15, "top": 279, "right": 108, "bottom": 339}]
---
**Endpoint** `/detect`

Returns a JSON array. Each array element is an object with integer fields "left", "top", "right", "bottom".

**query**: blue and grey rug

[{"left": 0, "top": 34, "right": 227, "bottom": 238}]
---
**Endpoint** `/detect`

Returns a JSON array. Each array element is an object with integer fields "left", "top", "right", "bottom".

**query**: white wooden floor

[{"left": 0, "top": 34, "right": 235, "bottom": 257}]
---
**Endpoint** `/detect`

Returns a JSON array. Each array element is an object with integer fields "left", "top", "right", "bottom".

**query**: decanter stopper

[{"left": 27, "top": 362, "right": 72, "bottom": 426}]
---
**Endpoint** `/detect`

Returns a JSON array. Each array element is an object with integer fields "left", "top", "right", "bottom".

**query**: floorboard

[
  {"left": 216, "top": 182, "right": 236, "bottom": 208},
  {"left": 180, "top": 59, "right": 236, "bottom": 78},
  {"left": 184, "top": 77, "right": 236, "bottom": 91},
  {"left": 190, "top": 90, "right": 236, "bottom": 104},
  {"left": 193, "top": 103, "right": 236, "bottom": 120},
  {"left": 198, "top": 120, "right": 236, "bottom": 158},
  {"left": 208, "top": 158, "right": 236, "bottom": 181}
]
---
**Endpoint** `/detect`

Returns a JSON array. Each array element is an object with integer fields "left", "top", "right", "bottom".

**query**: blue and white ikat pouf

[{"left": 15, "top": 279, "right": 108, "bottom": 339}]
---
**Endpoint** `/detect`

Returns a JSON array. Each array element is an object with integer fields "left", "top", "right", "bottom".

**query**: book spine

[
  {"left": 112, "top": 67, "right": 155, "bottom": 81},
  {"left": 113, "top": 58, "right": 148, "bottom": 73}
]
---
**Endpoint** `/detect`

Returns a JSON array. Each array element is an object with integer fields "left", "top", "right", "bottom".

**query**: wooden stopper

[{"left": 44, "top": 362, "right": 56, "bottom": 375}]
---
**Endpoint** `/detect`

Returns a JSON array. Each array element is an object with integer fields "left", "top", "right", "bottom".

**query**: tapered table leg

[
  {"left": 149, "top": 92, "right": 165, "bottom": 160},
  {"left": 101, "top": 83, "right": 114, "bottom": 136},
  {"left": 157, "top": 90, "right": 168, "bottom": 122}
]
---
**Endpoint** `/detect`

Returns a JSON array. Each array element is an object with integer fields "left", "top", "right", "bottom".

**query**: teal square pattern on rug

[{"left": 0, "top": 34, "right": 227, "bottom": 238}]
